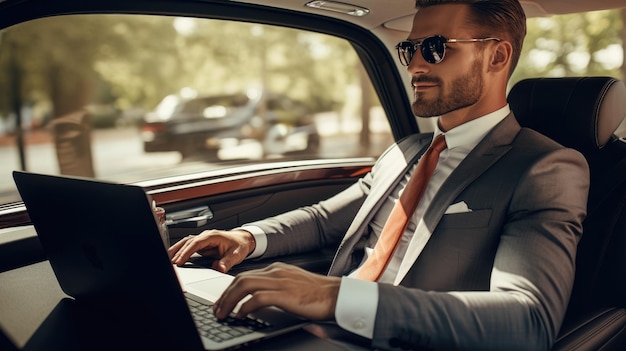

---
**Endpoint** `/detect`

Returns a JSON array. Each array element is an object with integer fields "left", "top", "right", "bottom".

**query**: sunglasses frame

[{"left": 395, "top": 35, "right": 501, "bottom": 66}]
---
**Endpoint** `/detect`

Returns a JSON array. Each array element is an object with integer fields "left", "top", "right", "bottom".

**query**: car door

[{"left": 0, "top": 1, "right": 415, "bottom": 274}]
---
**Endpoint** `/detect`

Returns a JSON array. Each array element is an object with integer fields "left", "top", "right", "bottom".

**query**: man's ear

[{"left": 488, "top": 40, "right": 513, "bottom": 73}]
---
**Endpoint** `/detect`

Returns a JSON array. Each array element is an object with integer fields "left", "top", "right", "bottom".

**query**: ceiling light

[{"left": 305, "top": 1, "right": 370, "bottom": 17}]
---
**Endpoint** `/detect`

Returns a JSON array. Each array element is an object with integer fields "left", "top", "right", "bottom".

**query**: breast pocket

[
  {"left": 412, "top": 209, "right": 496, "bottom": 291},
  {"left": 430, "top": 209, "right": 496, "bottom": 290},
  {"left": 438, "top": 209, "right": 492, "bottom": 229}
]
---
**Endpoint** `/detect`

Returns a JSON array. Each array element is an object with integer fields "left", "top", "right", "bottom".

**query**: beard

[{"left": 411, "top": 58, "right": 484, "bottom": 117}]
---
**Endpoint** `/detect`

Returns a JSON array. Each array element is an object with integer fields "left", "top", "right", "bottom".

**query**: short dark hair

[{"left": 415, "top": 0, "right": 526, "bottom": 75}]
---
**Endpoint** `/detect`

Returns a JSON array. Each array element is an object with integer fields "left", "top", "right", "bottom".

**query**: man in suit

[{"left": 169, "top": 0, "right": 590, "bottom": 350}]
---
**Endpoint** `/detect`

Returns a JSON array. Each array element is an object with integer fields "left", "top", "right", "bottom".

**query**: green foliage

[
  {"left": 0, "top": 10, "right": 623, "bottom": 123},
  {"left": 511, "top": 9, "right": 624, "bottom": 87},
  {"left": 0, "top": 14, "right": 360, "bottom": 121}
]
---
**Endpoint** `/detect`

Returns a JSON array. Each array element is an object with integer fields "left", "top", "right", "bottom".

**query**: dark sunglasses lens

[
  {"left": 421, "top": 36, "right": 446, "bottom": 64},
  {"left": 396, "top": 41, "right": 415, "bottom": 66}
]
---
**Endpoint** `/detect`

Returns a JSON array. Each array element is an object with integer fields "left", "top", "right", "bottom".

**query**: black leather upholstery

[{"left": 509, "top": 77, "right": 626, "bottom": 351}]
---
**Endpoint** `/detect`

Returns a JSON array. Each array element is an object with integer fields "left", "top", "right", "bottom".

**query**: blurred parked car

[{"left": 140, "top": 92, "right": 320, "bottom": 160}]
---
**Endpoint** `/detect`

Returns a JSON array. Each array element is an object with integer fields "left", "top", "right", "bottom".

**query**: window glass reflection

[{"left": 0, "top": 15, "right": 393, "bottom": 204}]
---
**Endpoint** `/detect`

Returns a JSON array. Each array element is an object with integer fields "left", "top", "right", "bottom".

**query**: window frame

[{"left": 0, "top": 1, "right": 415, "bottom": 232}]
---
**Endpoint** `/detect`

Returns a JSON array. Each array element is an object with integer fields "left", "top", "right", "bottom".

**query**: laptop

[{"left": 12, "top": 170, "right": 308, "bottom": 351}]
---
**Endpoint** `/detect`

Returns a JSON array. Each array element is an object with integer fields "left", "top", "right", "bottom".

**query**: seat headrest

[{"left": 508, "top": 77, "right": 626, "bottom": 154}]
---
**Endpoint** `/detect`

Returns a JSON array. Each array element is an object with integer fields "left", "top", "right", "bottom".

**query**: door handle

[{"left": 165, "top": 205, "right": 213, "bottom": 228}]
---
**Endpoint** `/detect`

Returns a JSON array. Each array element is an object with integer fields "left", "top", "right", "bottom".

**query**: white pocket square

[{"left": 445, "top": 201, "right": 472, "bottom": 214}]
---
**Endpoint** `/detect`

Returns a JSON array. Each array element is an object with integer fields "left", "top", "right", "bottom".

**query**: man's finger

[
  {"left": 211, "top": 260, "right": 228, "bottom": 273},
  {"left": 168, "top": 235, "right": 189, "bottom": 254},
  {"left": 214, "top": 246, "right": 250, "bottom": 273},
  {"left": 214, "top": 275, "right": 281, "bottom": 319},
  {"left": 197, "top": 246, "right": 219, "bottom": 258},
  {"left": 172, "top": 235, "right": 218, "bottom": 265},
  {"left": 234, "top": 290, "right": 282, "bottom": 319},
  {"left": 169, "top": 236, "right": 193, "bottom": 264}
]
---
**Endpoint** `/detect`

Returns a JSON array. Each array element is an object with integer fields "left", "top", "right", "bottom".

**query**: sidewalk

[{"left": 0, "top": 129, "right": 53, "bottom": 147}]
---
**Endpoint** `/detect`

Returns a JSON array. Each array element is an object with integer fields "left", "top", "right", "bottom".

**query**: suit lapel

[
  {"left": 423, "top": 114, "right": 520, "bottom": 226},
  {"left": 395, "top": 114, "right": 521, "bottom": 283},
  {"left": 328, "top": 133, "right": 431, "bottom": 276},
  {"left": 329, "top": 114, "right": 522, "bottom": 279}
]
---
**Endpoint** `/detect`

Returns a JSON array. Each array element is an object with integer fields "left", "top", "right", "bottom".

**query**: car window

[
  {"left": 0, "top": 14, "right": 394, "bottom": 204},
  {"left": 511, "top": 9, "right": 625, "bottom": 136},
  {"left": 0, "top": 10, "right": 624, "bottom": 206}
]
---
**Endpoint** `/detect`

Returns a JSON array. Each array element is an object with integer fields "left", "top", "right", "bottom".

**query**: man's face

[
  {"left": 406, "top": 4, "right": 487, "bottom": 118},
  {"left": 411, "top": 55, "right": 484, "bottom": 117}
]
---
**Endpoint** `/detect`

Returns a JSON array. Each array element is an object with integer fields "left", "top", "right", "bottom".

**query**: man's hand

[
  {"left": 213, "top": 262, "right": 341, "bottom": 321},
  {"left": 169, "top": 229, "right": 256, "bottom": 272}
]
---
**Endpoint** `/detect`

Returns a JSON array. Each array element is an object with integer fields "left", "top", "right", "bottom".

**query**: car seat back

[{"left": 508, "top": 76, "right": 626, "bottom": 351}]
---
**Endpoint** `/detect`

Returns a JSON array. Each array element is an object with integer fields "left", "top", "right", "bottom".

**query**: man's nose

[{"left": 407, "top": 50, "right": 430, "bottom": 75}]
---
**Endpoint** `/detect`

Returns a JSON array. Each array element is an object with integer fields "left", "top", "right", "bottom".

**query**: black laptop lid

[
  {"left": 13, "top": 171, "right": 167, "bottom": 298},
  {"left": 13, "top": 171, "right": 204, "bottom": 350}
]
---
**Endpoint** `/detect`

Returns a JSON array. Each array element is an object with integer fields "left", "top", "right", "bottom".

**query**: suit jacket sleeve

[
  {"left": 244, "top": 133, "right": 429, "bottom": 258},
  {"left": 245, "top": 159, "right": 375, "bottom": 258},
  {"left": 371, "top": 146, "right": 589, "bottom": 351}
]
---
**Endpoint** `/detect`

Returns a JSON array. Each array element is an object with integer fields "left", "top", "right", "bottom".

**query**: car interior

[{"left": 0, "top": 0, "right": 625, "bottom": 350}]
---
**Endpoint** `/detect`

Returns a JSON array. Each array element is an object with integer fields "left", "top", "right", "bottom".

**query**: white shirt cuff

[
  {"left": 335, "top": 277, "right": 378, "bottom": 339},
  {"left": 237, "top": 225, "right": 267, "bottom": 259}
]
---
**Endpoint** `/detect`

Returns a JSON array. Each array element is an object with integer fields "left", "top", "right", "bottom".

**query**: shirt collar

[{"left": 433, "top": 104, "right": 510, "bottom": 150}]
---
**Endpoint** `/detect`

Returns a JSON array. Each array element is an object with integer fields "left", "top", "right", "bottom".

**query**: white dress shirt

[{"left": 245, "top": 105, "right": 511, "bottom": 338}]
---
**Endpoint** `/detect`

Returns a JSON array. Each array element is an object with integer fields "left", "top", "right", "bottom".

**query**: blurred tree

[
  {"left": 0, "top": 14, "right": 362, "bottom": 122},
  {"left": 512, "top": 9, "right": 623, "bottom": 87},
  {"left": 1, "top": 16, "right": 120, "bottom": 118},
  {"left": 93, "top": 16, "right": 181, "bottom": 111},
  {"left": 0, "top": 15, "right": 184, "bottom": 120},
  {"left": 0, "top": 10, "right": 622, "bottom": 126}
]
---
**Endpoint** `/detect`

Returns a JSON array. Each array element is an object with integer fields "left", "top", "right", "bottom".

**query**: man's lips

[
  {"left": 412, "top": 78, "right": 439, "bottom": 91},
  {"left": 413, "top": 83, "right": 438, "bottom": 91}
]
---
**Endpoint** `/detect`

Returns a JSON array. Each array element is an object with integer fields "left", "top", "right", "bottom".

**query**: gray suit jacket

[{"left": 247, "top": 114, "right": 590, "bottom": 350}]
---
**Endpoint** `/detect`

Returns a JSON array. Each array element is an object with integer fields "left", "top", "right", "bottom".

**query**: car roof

[
  {"left": 1, "top": 0, "right": 624, "bottom": 31},
  {"left": 232, "top": 0, "right": 625, "bottom": 32}
]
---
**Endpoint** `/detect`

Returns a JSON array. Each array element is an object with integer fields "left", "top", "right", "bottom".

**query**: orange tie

[{"left": 355, "top": 134, "right": 447, "bottom": 281}]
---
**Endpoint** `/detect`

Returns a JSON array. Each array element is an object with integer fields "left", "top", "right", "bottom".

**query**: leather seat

[{"left": 508, "top": 76, "right": 626, "bottom": 351}]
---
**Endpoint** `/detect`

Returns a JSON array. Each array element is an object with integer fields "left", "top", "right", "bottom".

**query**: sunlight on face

[{"left": 412, "top": 56, "right": 485, "bottom": 117}]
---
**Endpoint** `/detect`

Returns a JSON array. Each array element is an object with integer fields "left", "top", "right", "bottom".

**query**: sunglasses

[{"left": 395, "top": 35, "right": 500, "bottom": 65}]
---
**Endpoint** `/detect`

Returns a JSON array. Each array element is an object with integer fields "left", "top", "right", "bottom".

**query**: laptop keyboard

[{"left": 186, "top": 297, "right": 272, "bottom": 343}]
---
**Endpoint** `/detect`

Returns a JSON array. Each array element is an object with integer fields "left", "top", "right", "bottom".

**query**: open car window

[
  {"left": 0, "top": 8, "right": 624, "bottom": 208},
  {"left": 0, "top": 14, "right": 394, "bottom": 204}
]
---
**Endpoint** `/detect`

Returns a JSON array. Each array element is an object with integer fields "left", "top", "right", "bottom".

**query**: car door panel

[{"left": 0, "top": 161, "right": 373, "bottom": 274}]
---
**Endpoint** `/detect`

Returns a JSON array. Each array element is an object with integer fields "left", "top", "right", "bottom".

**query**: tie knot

[{"left": 430, "top": 134, "right": 447, "bottom": 153}]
